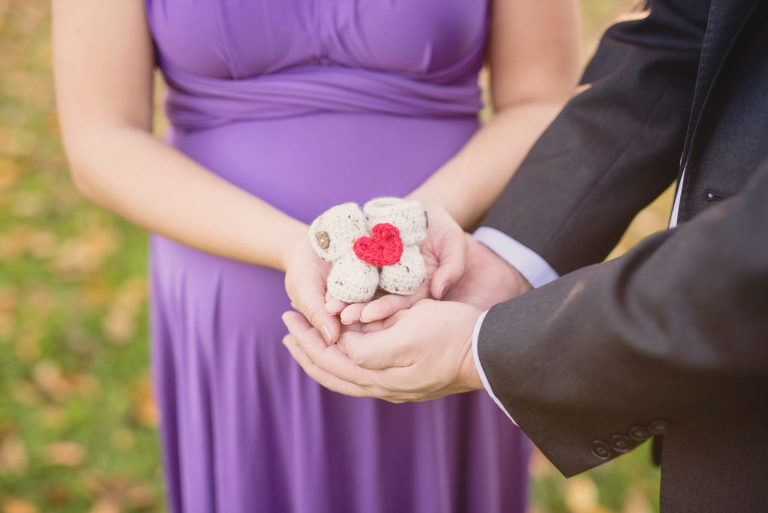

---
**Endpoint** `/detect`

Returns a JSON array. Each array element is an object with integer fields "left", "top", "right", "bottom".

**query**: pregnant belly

[{"left": 167, "top": 112, "right": 479, "bottom": 223}]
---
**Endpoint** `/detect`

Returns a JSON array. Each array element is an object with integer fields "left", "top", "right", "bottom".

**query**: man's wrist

[
  {"left": 460, "top": 308, "right": 485, "bottom": 391},
  {"left": 507, "top": 259, "right": 533, "bottom": 295},
  {"left": 470, "top": 308, "right": 518, "bottom": 424}
]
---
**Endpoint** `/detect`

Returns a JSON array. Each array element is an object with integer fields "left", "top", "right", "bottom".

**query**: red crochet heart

[{"left": 353, "top": 223, "right": 403, "bottom": 266}]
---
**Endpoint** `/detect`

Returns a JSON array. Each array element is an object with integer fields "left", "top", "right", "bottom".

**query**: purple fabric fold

[{"left": 161, "top": 57, "right": 483, "bottom": 132}]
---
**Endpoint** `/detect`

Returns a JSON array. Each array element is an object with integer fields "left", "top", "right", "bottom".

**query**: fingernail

[
  {"left": 322, "top": 325, "right": 333, "bottom": 343},
  {"left": 439, "top": 282, "right": 450, "bottom": 299}
]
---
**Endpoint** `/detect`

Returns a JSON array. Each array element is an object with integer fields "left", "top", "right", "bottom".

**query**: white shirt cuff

[
  {"left": 472, "top": 310, "right": 517, "bottom": 425},
  {"left": 473, "top": 226, "right": 559, "bottom": 288}
]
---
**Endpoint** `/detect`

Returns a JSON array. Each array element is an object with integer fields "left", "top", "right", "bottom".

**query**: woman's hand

[
  {"left": 283, "top": 231, "right": 342, "bottom": 344},
  {"left": 329, "top": 202, "right": 467, "bottom": 325}
]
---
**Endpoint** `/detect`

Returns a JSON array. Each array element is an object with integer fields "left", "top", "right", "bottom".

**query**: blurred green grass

[{"left": 0, "top": 1, "right": 667, "bottom": 512}]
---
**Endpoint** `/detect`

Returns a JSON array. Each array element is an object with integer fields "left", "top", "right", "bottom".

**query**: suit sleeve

[
  {"left": 481, "top": 0, "right": 709, "bottom": 275},
  {"left": 477, "top": 160, "right": 768, "bottom": 477}
]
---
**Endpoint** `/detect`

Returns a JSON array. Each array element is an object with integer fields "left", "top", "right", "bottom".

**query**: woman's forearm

[
  {"left": 408, "top": 98, "right": 567, "bottom": 229},
  {"left": 66, "top": 127, "right": 306, "bottom": 271}
]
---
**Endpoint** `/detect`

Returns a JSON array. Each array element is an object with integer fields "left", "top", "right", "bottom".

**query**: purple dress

[{"left": 145, "top": 1, "right": 531, "bottom": 511}]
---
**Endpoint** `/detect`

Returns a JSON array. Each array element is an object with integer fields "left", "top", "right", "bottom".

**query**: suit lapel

[{"left": 683, "top": 0, "right": 760, "bottom": 157}]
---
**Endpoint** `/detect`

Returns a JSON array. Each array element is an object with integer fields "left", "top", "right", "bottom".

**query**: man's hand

[
  {"left": 281, "top": 300, "right": 484, "bottom": 402},
  {"left": 328, "top": 202, "right": 467, "bottom": 325},
  {"left": 444, "top": 234, "right": 533, "bottom": 309}
]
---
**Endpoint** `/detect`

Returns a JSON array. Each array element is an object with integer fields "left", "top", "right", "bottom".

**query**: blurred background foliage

[{"left": 0, "top": 0, "right": 670, "bottom": 511}]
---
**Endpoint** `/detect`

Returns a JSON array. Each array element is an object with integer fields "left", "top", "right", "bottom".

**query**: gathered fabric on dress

[{"left": 145, "top": 1, "right": 531, "bottom": 512}]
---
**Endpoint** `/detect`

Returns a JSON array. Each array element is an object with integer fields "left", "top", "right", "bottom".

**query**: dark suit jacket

[{"left": 477, "top": 0, "right": 768, "bottom": 510}]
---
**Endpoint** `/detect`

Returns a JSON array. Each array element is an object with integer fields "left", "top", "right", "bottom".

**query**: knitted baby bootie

[
  {"left": 362, "top": 197, "right": 427, "bottom": 295},
  {"left": 309, "top": 203, "right": 380, "bottom": 303}
]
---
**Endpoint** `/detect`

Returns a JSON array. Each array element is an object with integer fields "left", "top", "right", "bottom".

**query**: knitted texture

[
  {"left": 327, "top": 253, "right": 380, "bottom": 304},
  {"left": 309, "top": 203, "right": 379, "bottom": 303},
  {"left": 309, "top": 197, "right": 427, "bottom": 302},
  {"left": 363, "top": 197, "right": 427, "bottom": 295},
  {"left": 353, "top": 223, "right": 404, "bottom": 266},
  {"left": 363, "top": 197, "right": 428, "bottom": 246}
]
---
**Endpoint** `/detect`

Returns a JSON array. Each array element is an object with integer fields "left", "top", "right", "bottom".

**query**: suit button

[
  {"left": 610, "top": 434, "right": 632, "bottom": 453},
  {"left": 649, "top": 420, "right": 669, "bottom": 435},
  {"left": 590, "top": 440, "right": 613, "bottom": 460},
  {"left": 629, "top": 425, "right": 650, "bottom": 442}
]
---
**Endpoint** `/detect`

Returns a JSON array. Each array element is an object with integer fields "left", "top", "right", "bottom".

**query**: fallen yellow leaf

[
  {"left": 51, "top": 227, "right": 117, "bottom": 274},
  {"left": 132, "top": 376, "right": 158, "bottom": 428},
  {"left": 126, "top": 484, "right": 156, "bottom": 509},
  {"left": 103, "top": 277, "right": 146, "bottom": 344},
  {"left": 0, "top": 286, "right": 17, "bottom": 339},
  {"left": 87, "top": 497, "right": 121, "bottom": 513},
  {"left": 1, "top": 497, "right": 37, "bottom": 513},
  {"left": 0, "top": 433, "right": 28, "bottom": 472},
  {"left": 0, "top": 158, "right": 19, "bottom": 191},
  {"left": 565, "top": 475, "right": 599, "bottom": 513},
  {"left": 623, "top": 489, "right": 653, "bottom": 513},
  {"left": 32, "top": 360, "right": 71, "bottom": 401},
  {"left": 43, "top": 441, "right": 86, "bottom": 467}
]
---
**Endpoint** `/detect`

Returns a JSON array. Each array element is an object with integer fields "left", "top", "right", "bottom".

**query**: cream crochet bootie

[
  {"left": 308, "top": 202, "right": 379, "bottom": 303},
  {"left": 363, "top": 197, "right": 427, "bottom": 295}
]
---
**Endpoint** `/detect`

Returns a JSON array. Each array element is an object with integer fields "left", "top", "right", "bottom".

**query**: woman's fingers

[
  {"left": 291, "top": 280, "right": 340, "bottom": 344},
  {"left": 324, "top": 292, "right": 347, "bottom": 314},
  {"left": 340, "top": 302, "right": 366, "bottom": 325}
]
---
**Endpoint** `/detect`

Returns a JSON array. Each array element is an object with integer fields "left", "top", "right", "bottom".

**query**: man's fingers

[
  {"left": 282, "top": 311, "right": 375, "bottom": 386},
  {"left": 340, "top": 302, "right": 365, "bottom": 325},
  {"left": 282, "top": 335, "right": 371, "bottom": 398},
  {"left": 429, "top": 232, "right": 467, "bottom": 299},
  {"left": 285, "top": 334, "right": 438, "bottom": 403},
  {"left": 358, "top": 293, "right": 415, "bottom": 323},
  {"left": 282, "top": 314, "right": 428, "bottom": 402},
  {"left": 349, "top": 317, "right": 392, "bottom": 333},
  {"left": 336, "top": 328, "right": 412, "bottom": 370}
]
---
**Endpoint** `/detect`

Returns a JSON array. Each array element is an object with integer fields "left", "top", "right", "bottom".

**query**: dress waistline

[{"left": 160, "top": 58, "right": 483, "bottom": 132}]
